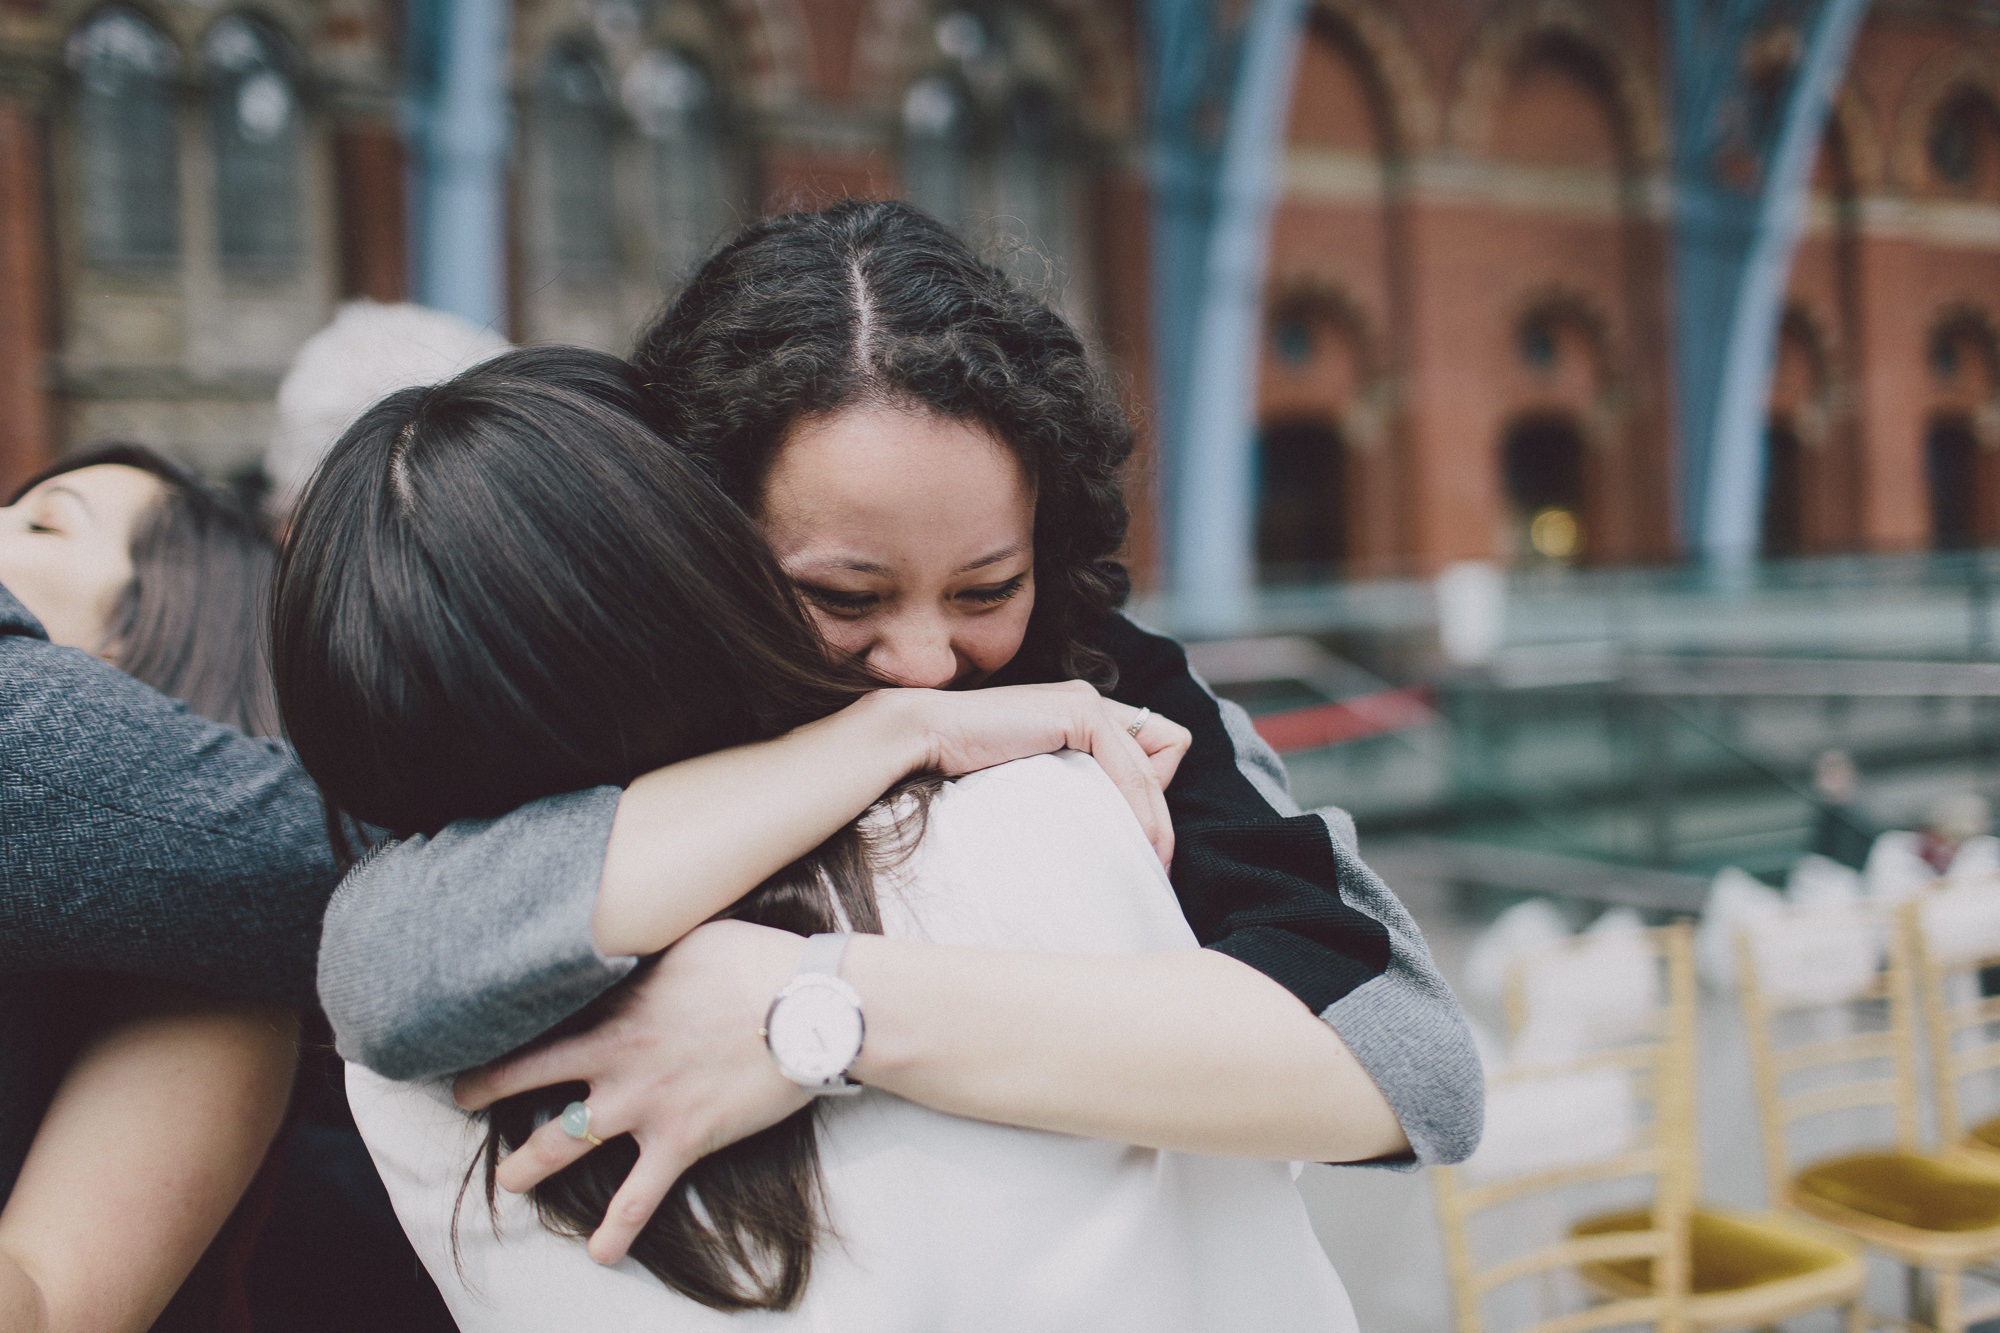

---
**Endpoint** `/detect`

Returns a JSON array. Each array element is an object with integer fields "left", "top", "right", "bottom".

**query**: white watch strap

[{"left": 795, "top": 931, "right": 851, "bottom": 980}]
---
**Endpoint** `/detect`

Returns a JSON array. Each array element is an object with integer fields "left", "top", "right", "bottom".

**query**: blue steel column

[
  {"left": 1144, "top": 0, "right": 1310, "bottom": 636},
  {"left": 404, "top": 0, "right": 511, "bottom": 331},
  {"left": 1671, "top": 0, "right": 1869, "bottom": 566}
]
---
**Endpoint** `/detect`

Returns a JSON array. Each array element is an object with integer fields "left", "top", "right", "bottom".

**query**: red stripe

[{"left": 1250, "top": 686, "right": 1435, "bottom": 753}]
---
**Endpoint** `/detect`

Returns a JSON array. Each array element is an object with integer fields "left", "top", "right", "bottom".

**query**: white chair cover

[
  {"left": 1946, "top": 834, "right": 2000, "bottom": 887},
  {"left": 1865, "top": 831, "right": 1936, "bottom": 902},
  {"left": 1464, "top": 898, "right": 1572, "bottom": 1006},
  {"left": 1788, "top": 853, "right": 1863, "bottom": 908},
  {"left": 1512, "top": 911, "right": 1659, "bottom": 1065},
  {"left": 1696, "top": 866, "right": 1785, "bottom": 990},
  {"left": 1461, "top": 1066, "right": 1637, "bottom": 1185},
  {"left": 1744, "top": 902, "right": 1882, "bottom": 1012},
  {"left": 1919, "top": 879, "right": 2000, "bottom": 969}
]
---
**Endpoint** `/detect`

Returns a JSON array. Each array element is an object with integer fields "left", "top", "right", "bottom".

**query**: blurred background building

[{"left": 1, "top": 0, "right": 1997, "bottom": 584}]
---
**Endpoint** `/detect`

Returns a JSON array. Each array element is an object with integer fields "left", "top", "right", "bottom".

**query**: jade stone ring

[{"left": 559, "top": 1100, "right": 604, "bottom": 1146}]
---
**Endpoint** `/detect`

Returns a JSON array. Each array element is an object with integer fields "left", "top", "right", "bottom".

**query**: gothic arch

[
  {"left": 1446, "top": 0, "right": 1665, "bottom": 170},
  {"left": 1890, "top": 44, "right": 2000, "bottom": 194},
  {"left": 1306, "top": 0, "right": 1437, "bottom": 156},
  {"left": 1826, "top": 81, "right": 1884, "bottom": 194}
]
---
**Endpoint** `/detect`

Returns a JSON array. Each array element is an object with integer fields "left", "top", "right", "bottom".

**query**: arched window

[
  {"left": 1255, "top": 418, "right": 1347, "bottom": 581},
  {"left": 624, "top": 48, "right": 727, "bottom": 280},
  {"left": 1928, "top": 418, "right": 1979, "bottom": 551},
  {"left": 536, "top": 42, "right": 619, "bottom": 275},
  {"left": 902, "top": 73, "right": 973, "bottom": 229},
  {"left": 67, "top": 7, "right": 181, "bottom": 266},
  {"left": 204, "top": 15, "right": 299, "bottom": 267},
  {"left": 1501, "top": 416, "right": 1588, "bottom": 563},
  {"left": 1762, "top": 416, "right": 1804, "bottom": 558}
]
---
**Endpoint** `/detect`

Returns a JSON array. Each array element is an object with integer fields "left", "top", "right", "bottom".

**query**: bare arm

[
  {"left": 456, "top": 921, "right": 1405, "bottom": 1264},
  {"left": 324, "top": 683, "right": 1189, "bottom": 1078},
  {"left": 0, "top": 986, "right": 297, "bottom": 1333}
]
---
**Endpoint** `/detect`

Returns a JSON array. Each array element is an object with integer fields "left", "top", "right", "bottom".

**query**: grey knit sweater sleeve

[
  {"left": 0, "top": 586, "right": 336, "bottom": 1006},
  {"left": 316, "top": 787, "right": 634, "bottom": 1079}
]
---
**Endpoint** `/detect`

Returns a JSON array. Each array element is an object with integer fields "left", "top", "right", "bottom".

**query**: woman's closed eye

[
  {"left": 957, "top": 574, "right": 1027, "bottom": 608},
  {"left": 798, "top": 583, "right": 880, "bottom": 616}
]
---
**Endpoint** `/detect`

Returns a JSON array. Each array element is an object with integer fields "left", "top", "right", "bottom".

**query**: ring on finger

[
  {"left": 560, "top": 1100, "right": 605, "bottom": 1147},
  {"left": 1126, "top": 707, "right": 1153, "bottom": 739}
]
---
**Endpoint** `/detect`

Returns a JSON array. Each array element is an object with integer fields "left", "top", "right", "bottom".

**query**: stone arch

[
  {"left": 1507, "top": 287, "right": 1617, "bottom": 431},
  {"left": 1921, "top": 304, "right": 2000, "bottom": 548},
  {"left": 852, "top": 0, "right": 1135, "bottom": 138},
  {"left": 1824, "top": 81, "right": 1884, "bottom": 194},
  {"left": 1260, "top": 279, "right": 1385, "bottom": 446},
  {"left": 1447, "top": 0, "right": 1665, "bottom": 171},
  {"left": 1306, "top": 0, "right": 1438, "bottom": 156},
  {"left": 1891, "top": 44, "right": 2000, "bottom": 194}
]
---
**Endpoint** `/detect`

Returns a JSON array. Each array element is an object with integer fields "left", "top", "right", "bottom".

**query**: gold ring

[{"left": 1126, "top": 707, "right": 1152, "bottom": 739}]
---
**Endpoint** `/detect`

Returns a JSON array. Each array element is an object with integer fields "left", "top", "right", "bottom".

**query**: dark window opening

[
  {"left": 1762, "top": 416, "right": 1804, "bottom": 557},
  {"left": 1501, "top": 416, "right": 1587, "bottom": 562},
  {"left": 538, "top": 42, "right": 620, "bottom": 275},
  {"left": 1929, "top": 418, "right": 1980, "bottom": 551},
  {"left": 1255, "top": 419, "right": 1346, "bottom": 582}
]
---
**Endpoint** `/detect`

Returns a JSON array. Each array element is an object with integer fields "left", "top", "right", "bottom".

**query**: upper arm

[
  {"left": 0, "top": 983, "right": 297, "bottom": 1333},
  {"left": 0, "top": 635, "right": 335, "bottom": 1005}
]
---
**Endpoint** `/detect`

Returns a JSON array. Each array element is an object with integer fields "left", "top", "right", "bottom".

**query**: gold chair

[
  {"left": 1436, "top": 922, "right": 1865, "bottom": 1332},
  {"left": 1903, "top": 883, "right": 2000, "bottom": 1169},
  {"left": 1738, "top": 897, "right": 2000, "bottom": 1331}
]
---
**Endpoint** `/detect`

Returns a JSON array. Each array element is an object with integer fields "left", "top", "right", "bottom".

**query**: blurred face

[
  {"left": 0, "top": 464, "right": 164, "bottom": 653},
  {"left": 759, "top": 405, "right": 1035, "bottom": 689}
]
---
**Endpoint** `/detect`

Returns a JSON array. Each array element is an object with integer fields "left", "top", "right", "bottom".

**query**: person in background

[
  {"left": 1808, "top": 748, "right": 1876, "bottom": 871},
  {"left": 0, "top": 444, "right": 307, "bottom": 1332}
]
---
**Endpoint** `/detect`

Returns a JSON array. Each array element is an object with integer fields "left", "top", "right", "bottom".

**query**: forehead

[
  {"left": 760, "top": 406, "right": 1033, "bottom": 561},
  {"left": 22, "top": 464, "right": 166, "bottom": 520}
]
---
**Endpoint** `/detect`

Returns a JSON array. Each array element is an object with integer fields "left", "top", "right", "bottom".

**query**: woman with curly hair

[{"left": 317, "top": 201, "right": 1479, "bottom": 1305}]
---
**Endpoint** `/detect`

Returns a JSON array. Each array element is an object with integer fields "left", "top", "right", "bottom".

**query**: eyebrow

[{"left": 41, "top": 485, "right": 94, "bottom": 518}]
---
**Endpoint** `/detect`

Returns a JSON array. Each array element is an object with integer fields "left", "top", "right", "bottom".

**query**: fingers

[
  {"left": 587, "top": 1142, "right": 690, "bottom": 1266},
  {"left": 493, "top": 1111, "right": 603, "bottom": 1194},
  {"left": 1078, "top": 714, "right": 1174, "bottom": 865},
  {"left": 453, "top": 1033, "right": 601, "bottom": 1112}
]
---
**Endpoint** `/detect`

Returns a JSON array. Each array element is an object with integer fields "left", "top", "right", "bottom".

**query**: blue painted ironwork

[
  {"left": 1143, "top": 0, "right": 1311, "bottom": 635},
  {"left": 403, "top": 0, "right": 511, "bottom": 331},
  {"left": 1670, "top": 0, "right": 1870, "bottom": 566}
]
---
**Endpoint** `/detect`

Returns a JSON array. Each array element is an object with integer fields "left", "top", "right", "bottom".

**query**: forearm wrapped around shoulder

[{"left": 316, "top": 787, "right": 633, "bottom": 1079}]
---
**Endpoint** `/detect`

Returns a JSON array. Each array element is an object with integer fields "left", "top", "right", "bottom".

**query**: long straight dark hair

[
  {"left": 11, "top": 442, "right": 280, "bottom": 736},
  {"left": 270, "top": 345, "right": 918, "bottom": 1309}
]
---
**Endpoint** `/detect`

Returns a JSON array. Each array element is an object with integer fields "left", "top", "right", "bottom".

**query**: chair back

[
  {"left": 1902, "top": 882, "right": 2000, "bottom": 1152},
  {"left": 1433, "top": 922, "right": 1696, "bottom": 1333},
  {"left": 1734, "top": 899, "right": 1917, "bottom": 1200}
]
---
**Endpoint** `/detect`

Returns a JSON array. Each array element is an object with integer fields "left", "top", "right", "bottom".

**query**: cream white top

[{"left": 347, "top": 751, "right": 1357, "bottom": 1332}]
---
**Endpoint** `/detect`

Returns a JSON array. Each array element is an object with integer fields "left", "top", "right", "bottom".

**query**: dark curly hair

[{"left": 631, "top": 198, "right": 1134, "bottom": 687}]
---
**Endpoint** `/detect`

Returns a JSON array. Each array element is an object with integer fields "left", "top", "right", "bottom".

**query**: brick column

[
  {"left": 0, "top": 98, "right": 52, "bottom": 495},
  {"left": 334, "top": 123, "right": 407, "bottom": 302}
]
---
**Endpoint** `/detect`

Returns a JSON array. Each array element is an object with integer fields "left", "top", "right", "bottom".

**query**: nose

[{"left": 865, "top": 618, "right": 961, "bottom": 689}]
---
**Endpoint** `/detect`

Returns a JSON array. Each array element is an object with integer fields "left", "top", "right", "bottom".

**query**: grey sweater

[{"left": 0, "top": 584, "right": 338, "bottom": 1196}]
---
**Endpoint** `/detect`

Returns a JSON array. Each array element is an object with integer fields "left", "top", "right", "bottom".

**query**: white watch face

[{"left": 767, "top": 977, "right": 864, "bottom": 1084}]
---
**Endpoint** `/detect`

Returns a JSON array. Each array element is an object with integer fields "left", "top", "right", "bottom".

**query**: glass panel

[
  {"left": 204, "top": 15, "right": 299, "bottom": 267},
  {"left": 538, "top": 42, "right": 619, "bottom": 274},
  {"left": 624, "top": 48, "right": 726, "bottom": 280},
  {"left": 67, "top": 7, "right": 181, "bottom": 265},
  {"left": 901, "top": 73, "right": 971, "bottom": 231}
]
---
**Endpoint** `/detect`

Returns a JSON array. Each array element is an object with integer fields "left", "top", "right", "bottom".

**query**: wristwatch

[{"left": 763, "top": 932, "right": 865, "bottom": 1096}]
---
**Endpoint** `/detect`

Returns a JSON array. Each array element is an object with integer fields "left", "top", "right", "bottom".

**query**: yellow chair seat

[
  {"left": 1970, "top": 1114, "right": 2000, "bottom": 1154},
  {"left": 1796, "top": 1152, "right": 2000, "bottom": 1232},
  {"left": 1573, "top": 1208, "right": 1853, "bottom": 1294}
]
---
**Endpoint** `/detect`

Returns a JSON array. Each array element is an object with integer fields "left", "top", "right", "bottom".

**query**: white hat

[{"left": 266, "top": 301, "right": 512, "bottom": 509}]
